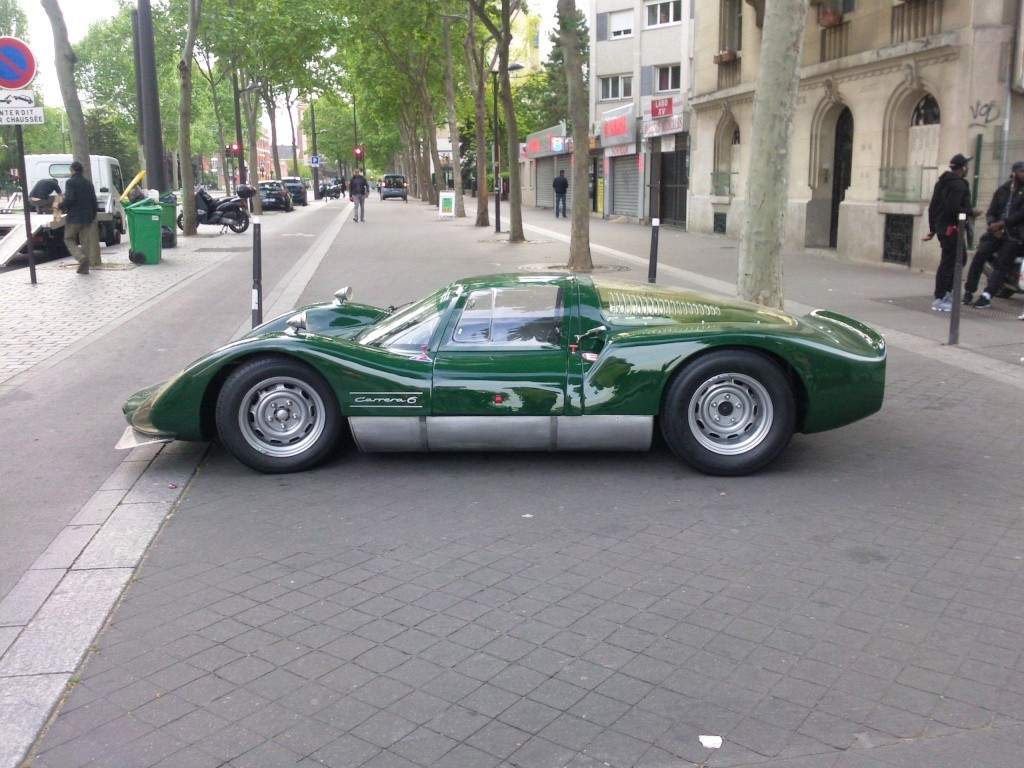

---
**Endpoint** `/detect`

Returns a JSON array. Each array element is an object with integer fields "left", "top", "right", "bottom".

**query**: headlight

[{"left": 286, "top": 311, "right": 308, "bottom": 335}]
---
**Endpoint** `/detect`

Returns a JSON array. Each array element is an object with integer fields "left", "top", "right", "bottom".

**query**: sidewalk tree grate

[
  {"left": 59, "top": 262, "right": 135, "bottom": 271},
  {"left": 520, "top": 263, "right": 631, "bottom": 274}
]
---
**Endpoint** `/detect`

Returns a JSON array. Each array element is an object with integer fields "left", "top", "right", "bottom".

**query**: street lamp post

[
  {"left": 491, "top": 69, "right": 501, "bottom": 234},
  {"left": 310, "top": 101, "right": 321, "bottom": 200}
]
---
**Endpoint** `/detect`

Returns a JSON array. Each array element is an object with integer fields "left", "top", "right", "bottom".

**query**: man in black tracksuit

[
  {"left": 923, "top": 153, "right": 979, "bottom": 311},
  {"left": 971, "top": 164, "right": 1024, "bottom": 308},
  {"left": 963, "top": 161, "right": 1024, "bottom": 305}
]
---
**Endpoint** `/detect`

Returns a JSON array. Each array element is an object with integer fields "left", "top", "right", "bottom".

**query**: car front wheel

[
  {"left": 660, "top": 350, "right": 795, "bottom": 476},
  {"left": 215, "top": 356, "right": 343, "bottom": 473}
]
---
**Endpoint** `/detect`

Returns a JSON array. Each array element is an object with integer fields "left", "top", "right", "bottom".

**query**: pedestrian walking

[
  {"left": 553, "top": 169, "right": 568, "bottom": 218},
  {"left": 349, "top": 169, "right": 368, "bottom": 223},
  {"left": 922, "top": 153, "right": 981, "bottom": 311},
  {"left": 963, "top": 161, "right": 1024, "bottom": 306},
  {"left": 59, "top": 161, "right": 100, "bottom": 275}
]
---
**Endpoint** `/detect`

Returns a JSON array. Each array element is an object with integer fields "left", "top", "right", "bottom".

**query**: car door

[{"left": 429, "top": 279, "right": 571, "bottom": 448}]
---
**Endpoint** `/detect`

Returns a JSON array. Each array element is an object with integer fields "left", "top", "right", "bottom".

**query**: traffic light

[
  {"left": 354, "top": 146, "right": 364, "bottom": 160},
  {"left": 225, "top": 143, "right": 241, "bottom": 157}
]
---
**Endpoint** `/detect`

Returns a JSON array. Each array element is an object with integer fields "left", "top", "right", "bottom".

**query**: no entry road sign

[{"left": 0, "top": 37, "right": 37, "bottom": 90}]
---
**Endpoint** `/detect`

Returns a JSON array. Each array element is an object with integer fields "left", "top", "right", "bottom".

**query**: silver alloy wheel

[
  {"left": 237, "top": 376, "right": 327, "bottom": 457},
  {"left": 687, "top": 372, "right": 773, "bottom": 456}
]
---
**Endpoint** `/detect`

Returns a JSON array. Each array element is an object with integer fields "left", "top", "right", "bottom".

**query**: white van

[{"left": 25, "top": 154, "right": 128, "bottom": 246}]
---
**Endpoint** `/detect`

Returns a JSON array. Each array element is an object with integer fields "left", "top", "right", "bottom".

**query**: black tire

[
  {"left": 215, "top": 356, "right": 343, "bottom": 473},
  {"left": 228, "top": 210, "right": 250, "bottom": 233},
  {"left": 176, "top": 212, "right": 184, "bottom": 231},
  {"left": 660, "top": 350, "right": 795, "bottom": 476},
  {"left": 103, "top": 220, "right": 121, "bottom": 246}
]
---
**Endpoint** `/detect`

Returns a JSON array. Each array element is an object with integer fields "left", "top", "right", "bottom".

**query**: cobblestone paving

[
  {"left": 27, "top": 346, "right": 1024, "bottom": 767},
  {"left": 0, "top": 244, "right": 237, "bottom": 387}
]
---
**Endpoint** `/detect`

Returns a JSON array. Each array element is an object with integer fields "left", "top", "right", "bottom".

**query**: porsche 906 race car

[{"left": 121, "top": 273, "right": 886, "bottom": 476}]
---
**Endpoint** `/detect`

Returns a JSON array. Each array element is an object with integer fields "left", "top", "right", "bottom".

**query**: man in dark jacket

[
  {"left": 922, "top": 153, "right": 980, "bottom": 311},
  {"left": 553, "top": 170, "right": 568, "bottom": 218},
  {"left": 59, "top": 161, "right": 99, "bottom": 275},
  {"left": 963, "top": 161, "right": 1024, "bottom": 305},
  {"left": 349, "top": 169, "right": 368, "bottom": 223},
  {"left": 29, "top": 177, "right": 61, "bottom": 214},
  {"left": 971, "top": 163, "right": 1024, "bottom": 308}
]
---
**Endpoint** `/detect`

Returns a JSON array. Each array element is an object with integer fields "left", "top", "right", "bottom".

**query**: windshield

[{"left": 356, "top": 288, "right": 456, "bottom": 352}]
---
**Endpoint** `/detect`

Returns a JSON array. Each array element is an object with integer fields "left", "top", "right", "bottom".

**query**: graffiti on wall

[{"left": 969, "top": 100, "right": 1000, "bottom": 128}]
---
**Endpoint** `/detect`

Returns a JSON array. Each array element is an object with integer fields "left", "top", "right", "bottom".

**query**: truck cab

[{"left": 25, "top": 154, "right": 127, "bottom": 246}]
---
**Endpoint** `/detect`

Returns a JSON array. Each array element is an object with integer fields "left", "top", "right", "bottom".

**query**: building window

[
  {"left": 720, "top": 0, "right": 742, "bottom": 52},
  {"left": 645, "top": 1, "right": 682, "bottom": 27},
  {"left": 609, "top": 9, "right": 633, "bottom": 38},
  {"left": 824, "top": 0, "right": 856, "bottom": 12},
  {"left": 911, "top": 94, "right": 940, "bottom": 125},
  {"left": 656, "top": 65, "right": 681, "bottom": 93},
  {"left": 600, "top": 75, "right": 633, "bottom": 100}
]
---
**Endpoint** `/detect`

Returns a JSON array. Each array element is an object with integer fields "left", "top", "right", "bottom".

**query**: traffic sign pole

[
  {"left": 15, "top": 124, "right": 36, "bottom": 284},
  {"left": 0, "top": 37, "right": 39, "bottom": 284}
]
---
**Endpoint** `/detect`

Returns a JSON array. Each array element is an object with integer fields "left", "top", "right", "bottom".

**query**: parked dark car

[
  {"left": 258, "top": 180, "right": 293, "bottom": 212},
  {"left": 282, "top": 176, "right": 308, "bottom": 206},
  {"left": 381, "top": 173, "right": 408, "bottom": 202}
]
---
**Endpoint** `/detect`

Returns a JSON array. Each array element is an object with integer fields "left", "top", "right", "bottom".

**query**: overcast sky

[{"left": 23, "top": 0, "right": 122, "bottom": 104}]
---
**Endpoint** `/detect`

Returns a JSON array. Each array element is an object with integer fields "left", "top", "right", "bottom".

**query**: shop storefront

[
  {"left": 642, "top": 97, "right": 689, "bottom": 228},
  {"left": 524, "top": 124, "right": 573, "bottom": 211},
  {"left": 601, "top": 104, "right": 640, "bottom": 220}
]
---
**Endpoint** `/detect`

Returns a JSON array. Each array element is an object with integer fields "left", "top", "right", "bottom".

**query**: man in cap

[
  {"left": 970, "top": 161, "right": 1024, "bottom": 308},
  {"left": 963, "top": 161, "right": 1024, "bottom": 306},
  {"left": 922, "top": 153, "right": 981, "bottom": 311},
  {"left": 58, "top": 160, "right": 100, "bottom": 274}
]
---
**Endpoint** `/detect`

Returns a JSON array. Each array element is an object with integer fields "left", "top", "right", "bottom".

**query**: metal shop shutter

[
  {"left": 611, "top": 155, "right": 639, "bottom": 217},
  {"left": 536, "top": 157, "right": 555, "bottom": 208}
]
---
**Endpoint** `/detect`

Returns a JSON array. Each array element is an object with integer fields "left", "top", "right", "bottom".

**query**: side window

[
  {"left": 450, "top": 285, "right": 563, "bottom": 348},
  {"left": 112, "top": 164, "right": 125, "bottom": 194}
]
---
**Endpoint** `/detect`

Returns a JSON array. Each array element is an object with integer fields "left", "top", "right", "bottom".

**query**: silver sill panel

[
  {"left": 556, "top": 415, "right": 652, "bottom": 451},
  {"left": 347, "top": 415, "right": 653, "bottom": 453}
]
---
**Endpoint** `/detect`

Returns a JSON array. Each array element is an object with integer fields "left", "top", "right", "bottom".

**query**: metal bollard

[
  {"left": 251, "top": 215, "right": 263, "bottom": 328},
  {"left": 948, "top": 213, "right": 966, "bottom": 346},
  {"left": 648, "top": 218, "right": 660, "bottom": 284}
]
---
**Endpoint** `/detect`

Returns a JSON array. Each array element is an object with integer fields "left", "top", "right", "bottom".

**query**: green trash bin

[
  {"left": 159, "top": 193, "right": 177, "bottom": 248},
  {"left": 125, "top": 200, "right": 162, "bottom": 265}
]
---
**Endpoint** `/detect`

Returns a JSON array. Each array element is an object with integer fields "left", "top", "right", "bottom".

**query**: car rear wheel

[
  {"left": 660, "top": 350, "right": 795, "bottom": 476},
  {"left": 216, "top": 356, "right": 343, "bottom": 473}
]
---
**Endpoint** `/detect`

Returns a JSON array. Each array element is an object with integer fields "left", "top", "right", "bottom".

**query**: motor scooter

[
  {"left": 176, "top": 186, "right": 250, "bottom": 233},
  {"left": 319, "top": 180, "right": 343, "bottom": 199}
]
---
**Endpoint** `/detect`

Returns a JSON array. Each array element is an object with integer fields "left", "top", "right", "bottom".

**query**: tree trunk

[
  {"left": 287, "top": 96, "right": 299, "bottom": 177},
  {"left": 465, "top": 8, "right": 489, "bottom": 227},
  {"left": 558, "top": 0, "right": 592, "bottom": 271},
  {"left": 40, "top": 0, "right": 90, "bottom": 176},
  {"left": 241, "top": 82, "right": 263, "bottom": 214},
  {"left": 737, "top": 0, "right": 809, "bottom": 308},
  {"left": 442, "top": 9, "right": 466, "bottom": 217},
  {"left": 178, "top": 0, "right": 202, "bottom": 236},
  {"left": 260, "top": 85, "right": 280, "bottom": 180},
  {"left": 422, "top": 89, "right": 442, "bottom": 206}
]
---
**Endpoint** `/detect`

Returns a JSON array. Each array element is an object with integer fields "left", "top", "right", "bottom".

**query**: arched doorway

[{"left": 829, "top": 108, "right": 853, "bottom": 248}]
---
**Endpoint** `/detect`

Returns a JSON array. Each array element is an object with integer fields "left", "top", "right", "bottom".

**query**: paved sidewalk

[{"left": 3, "top": 196, "right": 1024, "bottom": 767}]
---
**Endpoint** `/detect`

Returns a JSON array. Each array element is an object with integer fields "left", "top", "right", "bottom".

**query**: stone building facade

[{"left": 687, "top": 0, "right": 1024, "bottom": 271}]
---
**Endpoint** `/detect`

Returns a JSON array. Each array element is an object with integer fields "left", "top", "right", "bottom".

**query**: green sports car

[{"left": 121, "top": 273, "right": 886, "bottom": 476}]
